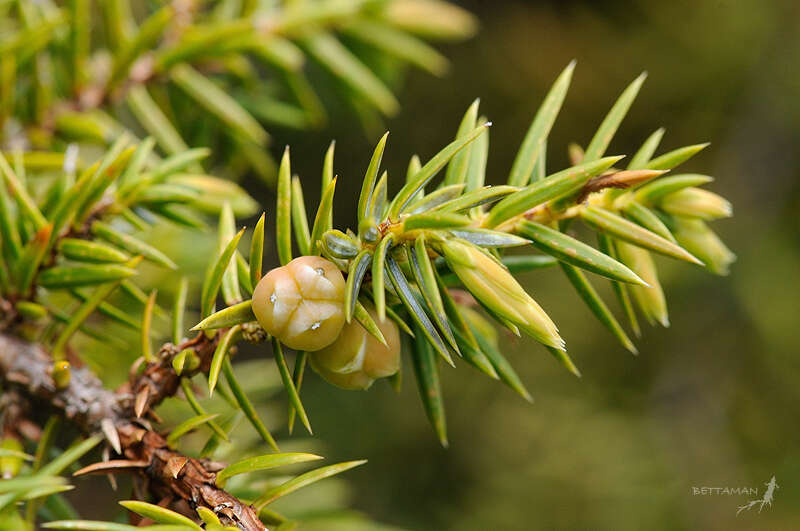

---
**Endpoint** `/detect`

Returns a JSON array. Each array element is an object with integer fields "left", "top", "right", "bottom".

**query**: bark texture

[{"left": 0, "top": 332, "right": 266, "bottom": 531}]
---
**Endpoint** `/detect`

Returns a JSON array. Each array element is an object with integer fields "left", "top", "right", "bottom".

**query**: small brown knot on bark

[
  {"left": 242, "top": 322, "right": 268, "bottom": 343},
  {"left": 159, "top": 343, "right": 182, "bottom": 360}
]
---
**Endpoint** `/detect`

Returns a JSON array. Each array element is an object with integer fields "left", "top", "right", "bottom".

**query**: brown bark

[{"left": 0, "top": 332, "right": 266, "bottom": 531}]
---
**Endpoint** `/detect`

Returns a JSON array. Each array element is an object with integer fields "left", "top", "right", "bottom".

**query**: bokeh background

[
  {"left": 67, "top": 0, "right": 800, "bottom": 529},
  {"left": 262, "top": 1, "right": 800, "bottom": 529}
]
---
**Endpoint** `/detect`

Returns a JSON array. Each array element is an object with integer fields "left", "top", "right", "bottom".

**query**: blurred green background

[{"left": 255, "top": 0, "right": 800, "bottom": 529}]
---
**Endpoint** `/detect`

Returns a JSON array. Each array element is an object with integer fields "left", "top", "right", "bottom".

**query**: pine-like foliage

[
  {"left": 1, "top": 0, "right": 474, "bottom": 183},
  {"left": 200, "top": 63, "right": 734, "bottom": 447},
  {"left": 0, "top": 3, "right": 734, "bottom": 531}
]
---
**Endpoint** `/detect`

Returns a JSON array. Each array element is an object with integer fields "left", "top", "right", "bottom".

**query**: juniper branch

[{"left": 0, "top": 331, "right": 266, "bottom": 531}]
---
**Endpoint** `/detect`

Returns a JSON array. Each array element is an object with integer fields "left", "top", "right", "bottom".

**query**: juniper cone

[
  {"left": 310, "top": 303, "right": 402, "bottom": 390},
  {"left": 252, "top": 256, "right": 346, "bottom": 351},
  {"left": 0, "top": 0, "right": 740, "bottom": 526}
]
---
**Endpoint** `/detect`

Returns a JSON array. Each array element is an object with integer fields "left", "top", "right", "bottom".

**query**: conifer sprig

[
  {"left": 0, "top": 7, "right": 737, "bottom": 524},
  {"left": 197, "top": 63, "right": 734, "bottom": 444},
  {"left": 0, "top": 0, "right": 475, "bottom": 184},
  {"left": 0, "top": 137, "right": 256, "bottom": 353}
]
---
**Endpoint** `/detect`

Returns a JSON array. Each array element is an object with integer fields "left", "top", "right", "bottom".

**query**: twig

[{"left": 0, "top": 332, "right": 266, "bottom": 531}]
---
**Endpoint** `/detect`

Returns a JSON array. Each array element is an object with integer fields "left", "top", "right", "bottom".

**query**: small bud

[
  {"left": 252, "top": 256, "right": 346, "bottom": 351},
  {"left": 310, "top": 303, "right": 401, "bottom": 390},
  {"left": 16, "top": 301, "right": 47, "bottom": 321},
  {"left": 359, "top": 220, "right": 380, "bottom": 244},
  {"left": 441, "top": 239, "right": 564, "bottom": 350},
  {"left": 568, "top": 143, "right": 584, "bottom": 165},
  {"left": 241, "top": 321, "right": 268, "bottom": 343},
  {"left": 173, "top": 348, "right": 199, "bottom": 375},
  {"left": 658, "top": 187, "right": 732, "bottom": 220},
  {"left": 322, "top": 229, "right": 360, "bottom": 259},
  {"left": 186, "top": 349, "right": 201, "bottom": 371},
  {"left": 0, "top": 438, "right": 24, "bottom": 478},
  {"left": 672, "top": 217, "right": 735, "bottom": 275},
  {"left": 52, "top": 361, "right": 71, "bottom": 389},
  {"left": 616, "top": 242, "right": 669, "bottom": 327}
]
